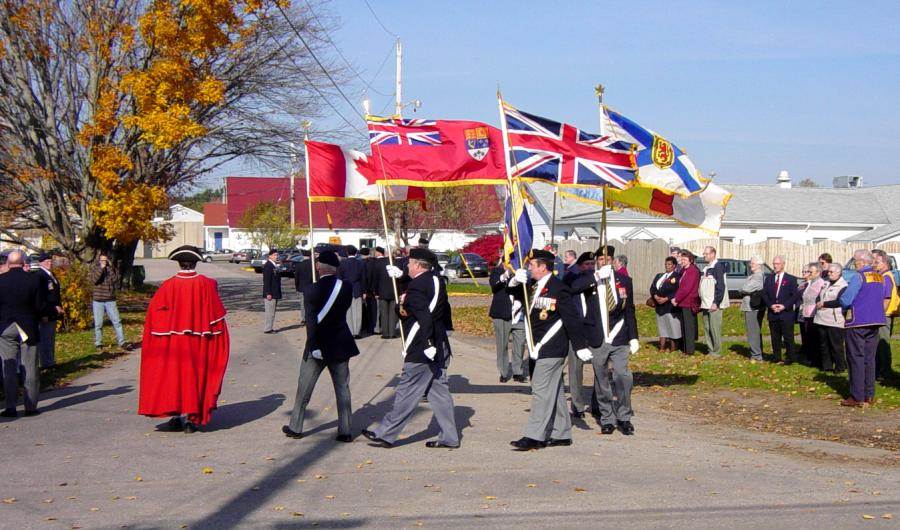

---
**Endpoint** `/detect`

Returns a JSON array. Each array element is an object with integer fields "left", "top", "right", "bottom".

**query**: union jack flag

[
  {"left": 367, "top": 117, "right": 442, "bottom": 146},
  {"left": 501, "top": 102, "right": 634, "bottom": 189}
]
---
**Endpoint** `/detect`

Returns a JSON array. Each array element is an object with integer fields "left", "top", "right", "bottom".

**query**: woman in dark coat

[{"left": 650, "top": 256, "right": 682, "bottom": 352}]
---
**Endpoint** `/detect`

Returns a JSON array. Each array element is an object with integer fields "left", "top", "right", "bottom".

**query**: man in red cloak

[{"left": 138, "top": 245, "right": 230, "bottom": 433}]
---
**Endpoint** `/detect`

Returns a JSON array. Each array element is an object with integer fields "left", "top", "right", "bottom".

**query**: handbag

[{"left": 748, "top": 290, "right": 762, "bottom": 310}]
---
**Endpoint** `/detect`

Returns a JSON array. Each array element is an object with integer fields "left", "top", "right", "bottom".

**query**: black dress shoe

[
  {"left": 512, "top": 375, "right": 528, "bottom": 383},
  {"left": 499, "top": 375, "right": 510, "bottom": 383},
  {"left": 353, "top": 335, "right": 362, "bottom": 340},
  {"left": 162, "top": 416, "right": 184, "bottom": 431},
  {"left": 183, "top": 421, "right": 198, "bottom": 434},
  {"left": 510, "top": 437, "right": 546, "bottom": 451},
  {"left": 600, "top": 423, "right": 616, "bottom": 435},
  {"left": 547, "top": 438, "right": 572, "bottom": 447},
  {"left": 570, "top": 410, "right": 585, "bottom": 419},
  {"left": 335, "top": 434, "right": 352, "bottom": 443},
  {"left": 23, "top": 410, "right": 41, "bottom": 417},
  {"left": 425, "top": 441, "right": 460, "bottom": 449},
  {"left": 282, "top": 425, "right": 303, "bottom": 439},
  {"left": 362, "top": 429, "right": 392, "bottom": 448},
  {"left": 617, "top": 420, "right": 635, "bottom": 435},
  {"left": 1, "top": 408, "right": 17, "bottom": 418}
]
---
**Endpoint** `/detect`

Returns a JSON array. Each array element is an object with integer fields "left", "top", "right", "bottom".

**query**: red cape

[{"left": 138, "top": 271, "right": 230, "bottom": 425}]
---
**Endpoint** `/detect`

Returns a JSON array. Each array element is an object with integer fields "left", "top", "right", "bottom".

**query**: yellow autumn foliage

[{"left": 56, "top": 261, "right": 93, "bottom": 331}]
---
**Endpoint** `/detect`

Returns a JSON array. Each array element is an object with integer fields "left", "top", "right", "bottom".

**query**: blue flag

[{"left": 503, "top": 183, "right": 533, "bottom": 270}]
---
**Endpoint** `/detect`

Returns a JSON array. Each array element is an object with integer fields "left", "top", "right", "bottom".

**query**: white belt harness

[
  {"left": 402, "top": 276, "right": 440, "bottom": 357},
  {"left": 317, "top": 279, "right": 343, "bottom": 323},
  {"left": 530, "top": 319, "right": 563, "bottom": 359}
]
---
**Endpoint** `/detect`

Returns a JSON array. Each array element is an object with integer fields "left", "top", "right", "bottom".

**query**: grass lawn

[
  {"left": 446, "top": 282, "right": 492, "bottom": 296},
  {"left": 453, "top": 305, "right": 900, "bottom": 409}
]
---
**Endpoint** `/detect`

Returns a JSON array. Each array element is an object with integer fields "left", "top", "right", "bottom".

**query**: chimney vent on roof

[
  {"left": 833, "top": 175, "right": 862, "bottom": 189},
  {"left": 777, "top": 170, "right": 791, "bottom": 189}
]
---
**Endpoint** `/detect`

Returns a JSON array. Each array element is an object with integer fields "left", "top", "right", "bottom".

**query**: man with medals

[{"left": 509, "top": 250, "right": 591, "bottom": 450}]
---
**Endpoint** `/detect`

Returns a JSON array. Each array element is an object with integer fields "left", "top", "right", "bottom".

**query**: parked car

[
  {"left": 281, "top": 254, "right": 306, "bottom": 278},
  {"left": 843, "top": 254, "right": 898, "bottom": 281},
  {"left": 434, "top": 252, "right": 450, "bottom": 271},
  {"left": 201, "top": 248, "right": 234, "bottom": 262},
  {"left": 251, "top": 255, "right": 268, "bottom": 273},
  {"left": 695, "top": 258, "right": 774, "bottom": 302},
  {"left": 444, "top": 253, "right": 489, "bottom": 278},
  {"left": 231, "top": 249, "right": 260, "bottom": 263}
]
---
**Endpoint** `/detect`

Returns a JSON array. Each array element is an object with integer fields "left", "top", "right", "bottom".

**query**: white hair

[
  {"left": 772, "top": 255, "right": 785, "bottom": 263},
  {"left": 807, "top": 262, "right": 820, "bottom": 274},
  {"left": 853, "top": 249, "right": 873, "bottom": 264},
  {"left": 749, "top": 255, "right": 764, "bottom": 265}
]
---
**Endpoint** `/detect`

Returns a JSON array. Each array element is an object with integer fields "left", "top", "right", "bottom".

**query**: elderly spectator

[
  {"left": 560, "top": 250, "right": 579, "bottom": 282},
  {"left": 739, "top": 255, "right": 766, "bottom": 361},
  {"left": 672, "top": 251, "right": 701, "bottom": 355},
  {"left": 670, "top": 247, "right": 683, "bottom": 274},
  {"left": 699, "top": 246, "right": 728, "bottom": 358},
  {"left": 613, "top": 255, "right": 629, "bottom": 278},
  {"left": 762, "top": 255, "right": 801, "bottom": 364},
  {"left": 839, "top": 250, "right": 886, "bottom": 407},
  {"left": 798, "top": 263, "right": 826, "bottom": 366},
  {"left": 872, "top": 249, "right": 896, "bottom": 381},
  {"left": 90, "top": 252, "right": 129, "bottom": 350},
  {"left": 0, "top": 250, "right": 44, "bottom": 417},
  {"left": 36, "top": 252, "right": 63, "bottom": 368},
  {"left": 814, "top": 264, "right": 848, "bottom": 373},
  {"left": 649, "top": 256, "right": 681, "bottom": 352},
  {"left": 818, "top": 253, "right": 833, "bottom": 280}
]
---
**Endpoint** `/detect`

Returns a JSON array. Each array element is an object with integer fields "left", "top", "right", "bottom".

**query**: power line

[
  {"left": 363, "top": 0, "right": 398, "bottom": 38},
  {"left": 276, "top": 4, "right": 367, "bottom": 124}
]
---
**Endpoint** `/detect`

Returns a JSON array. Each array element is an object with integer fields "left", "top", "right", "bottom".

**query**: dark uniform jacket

[
  {"left": 0, "top": 268, "right": 44, "bottom": 345},
  {"left": 489, "top": 266, "right": 512, "bottom": 320},
  {"left": 373, "top": 257, "right": 397, "bottom": 300},
  {"left": 303, "top": 274, "right": 359, "bottom": 364},
  {"left": 338, "top": 256, "right": 365, "bottom": 298},
  {"left": 37, "top": 267, "right": 62, "bottom": 320},
  {"left": 527, "top": 274, "right": 586, "bottom": 359},
  {"left": 262, "top": 260, "right": 282, "bottom": 299},
  {"left": 762, "top": 272, "right": 801, "bottom": 322},
  {"left": 649, "top": 270, "right": 680, "bottom": 316},
  {"left": 570, "top": 270, "right": 638, "bottom": 348},
  {"left": 293, "top": 259, "right": 313, "bottom": 293},
  {"left": 400, "top": 270, "right": 449, "bottom": 364}
]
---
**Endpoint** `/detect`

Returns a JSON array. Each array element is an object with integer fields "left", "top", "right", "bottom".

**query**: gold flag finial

[{"left": 594, "top": 84, "right": 605, "bottom": 102}]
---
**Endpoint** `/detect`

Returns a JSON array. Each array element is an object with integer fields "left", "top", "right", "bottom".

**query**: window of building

[
  {"left": 359, "top": 238, "right": 375, "bottom": 249},
  {"left": 719, "top": 236, "right": 735, "bottom": 243}
]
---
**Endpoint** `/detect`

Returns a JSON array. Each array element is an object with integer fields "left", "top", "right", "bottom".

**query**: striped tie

[{"left": 604, "top": 279, "right": 616, "bottom": 311}]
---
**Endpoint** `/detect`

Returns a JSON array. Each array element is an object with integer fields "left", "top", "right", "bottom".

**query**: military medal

[{"left": 539, "top": 309, "right": 548, "bottom": 320}]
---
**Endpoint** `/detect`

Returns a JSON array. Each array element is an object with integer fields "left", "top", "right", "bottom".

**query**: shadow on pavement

[
  {"left": 40, "top": 384, "right": 133, "bottom": 413},
  {"left": 217, "top": 278, "right": 300, "bottom": 313},
  {"left": 448, "top": 374, "right": 531, "bottom": 394},
  {"left": 204, "top": 393, "right": 287, "bottom": 432}
]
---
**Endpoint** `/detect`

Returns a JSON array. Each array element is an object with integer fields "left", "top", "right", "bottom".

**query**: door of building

[{"left": 214, "top": 232, "right": 223, "bottom": 251}]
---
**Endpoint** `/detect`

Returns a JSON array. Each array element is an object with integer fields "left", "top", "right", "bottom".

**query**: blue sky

[{"left": 212, "top": 0, "right": 900, "bottom": 187}]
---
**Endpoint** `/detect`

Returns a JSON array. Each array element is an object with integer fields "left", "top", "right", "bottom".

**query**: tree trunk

[{"left": 113, "top": 240, "right": 139, "bottom": 289}]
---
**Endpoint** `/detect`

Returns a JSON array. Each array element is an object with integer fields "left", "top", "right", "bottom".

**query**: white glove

[
  {"left": 509, "top": 268, "right": 528, "bottom": 287},
  {"left": 423, "top": 346, "right": 437, "bottom": 360},
  {"left": 595, "top": 265, "right": 613, "bottom": 281},
  {"left": 500, "top": 270, "right": 512, "bottom": 282},
  {"left": 310, "top": 349, "right": 323, "bottom": 360},
  {"left": 629, "top": 339, "right": 640, "bottom": 355},
  {"left": 386, "top": 265, "right": 403, "bottom": 278},
  {"left": 529, "top": 343, "right": 541, "bottom": 360},
  {"left": 576, "top": 348, "right": 593, "bottom": 362}
]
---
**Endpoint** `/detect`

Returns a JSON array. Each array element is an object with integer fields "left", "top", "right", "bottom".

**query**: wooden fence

[{"left": 557, "top": 238, "right": 670, "bottom": 299}]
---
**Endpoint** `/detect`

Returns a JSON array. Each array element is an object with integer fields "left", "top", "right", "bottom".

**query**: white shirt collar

[{"left": 40, "top": 266, "right": 55, "bottom": 280}]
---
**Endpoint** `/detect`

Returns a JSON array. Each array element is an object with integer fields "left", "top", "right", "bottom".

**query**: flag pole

[
  {"left": 497, "top": 89, "right": 535, "bottom": 354},
  {"left": 303, "top": 121, "right": 317, "bottom": 282},
  {"left": 378, "top": 183, "right": 406, "bottom": 346},
  {"left": 594, "top": 84, "right": 609, "bottom": 255},
  {"left": 549, "top": 188, "right": 558, "bottom": 247}
]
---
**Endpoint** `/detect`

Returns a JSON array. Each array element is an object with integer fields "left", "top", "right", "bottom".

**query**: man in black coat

[
  {"left": 374, "top": 247, "right": 400, "bottom": 339},
  {"left": 283, "top": 250, "right": 359, "bottom": 441},
  {"left": 490, "top": 258, "right": 528, "bottom": 383},
  {"left": 293, "top": 251, "right": 314, "bottom": 325},
  {"left": 359, "top": 247, "right": 377, "bottom": 336},
  {"left": 510, "top": 250, "right": 591, "bottom": 450},
  {"left": 36, "top": 252, "right": 62, "bottom": 368},
  {"left": 565, "top": 252, "right": 598, "bottom": 418},
  {"left": 262, "top": 249, "right": 282, "bottom": 333},
  {"left": 364, "top": 248, "right": 459, "bottom": 449},
  {"left": 0, "top": 250, "right": 44, "bottom": 417},
  {"left": 762, "top": 255, "right": 801, "bottom": 363},
  {"left": 570, "top": 246, "right": 640, "bottom": 435},
  {"left": 338, "top": 245, "right": 365, "bottom": 338}
]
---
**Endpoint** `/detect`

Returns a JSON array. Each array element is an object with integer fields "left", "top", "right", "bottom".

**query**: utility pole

[{"left": 394, "top": 38, "right": 402, "bottom": 118}]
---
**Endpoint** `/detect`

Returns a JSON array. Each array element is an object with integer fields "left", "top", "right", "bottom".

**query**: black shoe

[
  {"left": 1, "top": 408, "right": 17, "bottom": 418},
  {"left": 282, "top": 425, "right": 303, "bottom": 439},
  {"left": 570, "top": 410, "right": 585, "bottom": 419},
  {"left": 23, "top": 410, "right": 40, "bottom": 417},
  {"left": 510, "top": 437, "right": 546, "bottom": 451},
  {"left": 264, "top": 330, "right": 275, "bottom": 334},
  {"left": 547, "top": 438, "right": 572, "bottom": 447},
  {"left": 600, "top": 423, "right": 616, "bottom": 435},
  {"left": 425, "top": 441, "right": 460, "bottom": 449},
  {"left": 362, "top": 429, "right": 392, "bottom": 448},
  {"left": 121, "top": 342, "right": 134, "bottom": 351},
  {"left": 183, "top": 422, "right": 198, "bottom": 434},
  {"left": 335, "top": 434, "right": 352, "bottom": 443},
  {"left": 499, "top": 375, "right": 510, "bottom": 383},
  {"left": 299, "top": 320, "right": 306, "bottom": 326},
  {"left": 161, "top": 416, "right": 183, "bottom": 431},
  {"left": 512, "top": 375, "right": 528, "bottom": 383},
  {"left": 617, "top": 420, "right": 635, "bottom": 436},
  {"left": 353, "top": 335, "right": 362, "bottom": 340}
]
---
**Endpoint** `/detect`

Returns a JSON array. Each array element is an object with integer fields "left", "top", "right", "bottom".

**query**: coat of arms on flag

[{"left": 464, "top": 126, "right": 490, "bottom": 161}]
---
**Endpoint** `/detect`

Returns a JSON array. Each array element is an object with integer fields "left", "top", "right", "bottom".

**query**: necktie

[
  {"left": 605, "top": 279, "right": 616, "bottom": 310},
  {"left": 775, "top": 273, "right": 782, "bottom": 299}
]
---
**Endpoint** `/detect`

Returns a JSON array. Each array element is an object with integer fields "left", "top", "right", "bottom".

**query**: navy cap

[{"left": 318, "top": 250, "right": 340, "bottom": 268}]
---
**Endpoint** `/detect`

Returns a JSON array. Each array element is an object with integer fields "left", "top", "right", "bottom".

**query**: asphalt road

[{"left": 0, "top": 260, "right": 896, "bottom": 529}]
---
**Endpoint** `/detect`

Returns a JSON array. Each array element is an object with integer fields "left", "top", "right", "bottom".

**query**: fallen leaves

[
  {"left": 573, "top": 487, "right": 587, "bottom": 493},
  {"left": 134, "top": 475, "right": 143, "bottom": 482},
  {"left": 201, "top": 467, "right": 214, "bottom": 475},
  {"left": 2, "top": 498, "right": 16, "bottom": 504}
]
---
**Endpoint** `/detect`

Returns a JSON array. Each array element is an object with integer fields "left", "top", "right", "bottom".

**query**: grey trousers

[
  {"left": 288, "top": 356, "right": 352, "bottom": 436},
  {"left": 297, "top": 292, "right": 305, "bottom": 323},
  {"left": 373, "top": 361, "right": 459, "bottom": 446},
  {"left": 378, "top": 299, "right": 398, "bottom": 338},
  {"left": 590, "top": 343, "right": 633, "bottom": 424},
  {"left": 493, "top": 319, "right": 527, "bottom": 378},
  {"left": 347, "top": 297, "right": 362, "bottom": 336},
  {"left": 702, "top": 309, "right": 723, "bottom": 356},
  {"left": 38, "top": 320, "right": 56, "bottom": 367},
  {"left": 264, "top": 298, "right": 278, "bottom": 332},
  {"left": 567, "top": 346, "right": 587, "bottom": 412},
  {"left": 743, "top": 309, "right": 764, "bottom": 360},
  {"left": 0, "top": 324, "right": 39, "bottom": 411},
  {"left": 524, "top": 357, "right": 571, "bottom": 441}
]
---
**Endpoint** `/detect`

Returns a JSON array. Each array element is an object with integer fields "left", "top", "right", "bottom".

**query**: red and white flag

[{"left": 305, "top": 140, "right": 425, "bottom": 202}]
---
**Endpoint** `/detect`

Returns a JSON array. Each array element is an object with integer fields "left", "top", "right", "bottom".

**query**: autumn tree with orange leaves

[{"left": 0, "top": 0, "right": 340, "bottom": 270}]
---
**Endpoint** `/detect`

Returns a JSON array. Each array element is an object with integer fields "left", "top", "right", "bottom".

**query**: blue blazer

[{"left": 762, "top": 272, "right": 800, "bottom": 321}]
